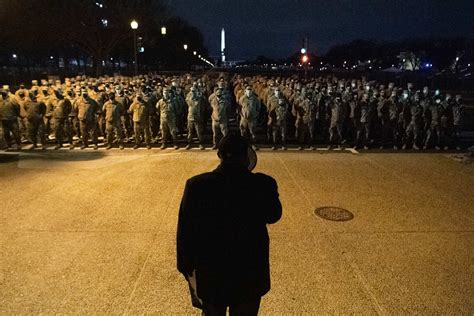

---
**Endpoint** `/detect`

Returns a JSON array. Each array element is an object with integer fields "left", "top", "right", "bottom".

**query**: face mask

[
  {"left": 435, "top": 99, "right": 441, "bottom": 104},
  {"left": 245, "top": 89, "right": 251, "bottom": 97},
  {"left": 403, "top": 94, "right": 408, "bottom": 99},
  {"left": 274, "top": 90, "right": 280, "bottom": 98},
  {"left": 435, "top": 90, "right": 440, "bottom": 96}
]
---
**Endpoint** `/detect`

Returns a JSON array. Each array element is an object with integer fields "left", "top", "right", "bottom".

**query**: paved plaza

[{"left": 0, "top": 148, "right": 473, "bottom": 314}]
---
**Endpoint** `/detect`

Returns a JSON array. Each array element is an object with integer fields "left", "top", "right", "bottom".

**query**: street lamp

[
  {"left": 161, "top": 26, "right": 167, "bottom": 35},
  {"left": 193, "top": 51, "right": 197, "bottom": 56},
  {"left": 130, "top": 20, "right": 138, "bottom": 75},
  {"left": 183, "top": 44, "right": 188, "bottom": 51}
]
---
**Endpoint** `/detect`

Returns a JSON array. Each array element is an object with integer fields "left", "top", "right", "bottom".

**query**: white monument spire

[{"left": 221, "top": 28, "right": 226, "bottom": 63}]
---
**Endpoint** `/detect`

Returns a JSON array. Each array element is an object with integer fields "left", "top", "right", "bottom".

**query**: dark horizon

[{"left": 169, "top": 0, "right": 474, "bottom": 61}]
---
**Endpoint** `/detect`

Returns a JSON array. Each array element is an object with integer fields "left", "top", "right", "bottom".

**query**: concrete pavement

[{"left": 0, "top": 149, "right": 473, "bottom": 314}]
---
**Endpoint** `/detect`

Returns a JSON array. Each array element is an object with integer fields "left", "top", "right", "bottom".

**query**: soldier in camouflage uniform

[
  {"left": 423, "top": 95, "right": 442, "bottom": 150},
  {"left": 102, "top": 92, "right": 125, "bottom": 150},
  {"left": 74, "top": 89, "right": 100, "bottom": 150},
  {"left": 354, "top": 93, "right": 373, "bottom": 150},
  {"left": 185, "top": 86, "right": 206, "bottom": 150},
  {"left": 292, "top": 88, "right": 317, "bottom": 150},
  {"left": 267, "top": 87, "right": 289, "bottom": 150},
  {"left": 23, "top": 93, "right": 47, "bottom": 149},
  {"left": 403, "top": 93, "right": 423, "bottom": 150},
  {"left": 238, "top": 86, "right": 261, "bottom": 150},
  {"left": 50, "top": 89, "right": 73, "bottom": 149},
  {"left": 210, "top": 88, "right": 229, "bottom": 149},
  {"left": 129, "top": 92, "right": 152, "bottom": 149},
  {"left": 39, "top": 86, "right": 54, "bottom": 138},
  {"left": 116, "top": 89, "right": 132, "bottom": 141},
  {"left": 0, "top": 89, "right": 22, "bottom": 150},
  {"left": 327, "top": 93, "right": 346, "bottom": 149},
  {"left": 386, "top": 90, "right": 402, "bottom": 149},
  {"left": 156, "top": 88, "right": 179, "bottom": 149},
  {"left": 451, "top": 94, "right": 464, "bottom": 150}
]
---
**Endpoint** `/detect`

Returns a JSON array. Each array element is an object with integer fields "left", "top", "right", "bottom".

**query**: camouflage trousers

[
  {"left": 187, "top": 120, "right": 203, "bottom": 144},
  {"left": 1, "top": 119, "right": 21, "bottom": 147},
  {"left": 106, "top": 121, "right": 124, "bottom": 146},
  {"left": 26, "top": 117, "right": 46, "bottom": 146},
  {"left": 54, "top": 118, "right": 73, "bottom": 146},
  {"left": 212, "top": 120, "right": 228, "bottom": 145}
]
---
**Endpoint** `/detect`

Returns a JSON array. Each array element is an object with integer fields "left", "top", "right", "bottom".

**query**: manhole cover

[{"left": 314, "top": 207, "right": 354, "bottom": 221}]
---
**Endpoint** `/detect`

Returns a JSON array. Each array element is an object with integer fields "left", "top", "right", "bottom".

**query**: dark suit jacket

[{"left": 177, "top": 163, "right": 282, "bottom": 305}]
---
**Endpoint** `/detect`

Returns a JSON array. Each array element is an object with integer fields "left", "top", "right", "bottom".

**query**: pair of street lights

[{"left": 130, "top": 19, "right": 167, "bottom": 75}]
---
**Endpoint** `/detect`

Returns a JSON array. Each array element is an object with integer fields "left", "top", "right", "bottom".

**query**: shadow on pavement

[{"left": 0, "top": 150, "right": 106, "bottom": 164}]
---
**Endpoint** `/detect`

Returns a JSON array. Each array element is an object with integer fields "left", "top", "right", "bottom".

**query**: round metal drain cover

[{"left": 314, "top": 207, "right": 354, "bottom": 221}]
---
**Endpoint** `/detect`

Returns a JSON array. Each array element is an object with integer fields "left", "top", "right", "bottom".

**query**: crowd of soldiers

[{"left": 0, "top": 73, "right": 467, "bottom": 151}]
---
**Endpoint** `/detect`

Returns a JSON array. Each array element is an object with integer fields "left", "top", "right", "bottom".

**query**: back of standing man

[{"left": 177, "top": 133, "right": 282, "bottom": 315}]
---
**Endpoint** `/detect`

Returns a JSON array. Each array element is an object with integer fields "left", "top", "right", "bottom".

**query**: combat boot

[
  {"left": 160, "top": 143, "right": 166, "bottom": 150},
  {"left": 199, "top": 144, "right": 205, "bottom": 150},
  {"left": 185, "top": 144, "right": 191, "bottom": 150}
]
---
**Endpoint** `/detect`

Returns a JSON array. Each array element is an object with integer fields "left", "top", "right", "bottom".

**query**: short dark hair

[{"left": 217, "top": 133, "right": 249, "bottom": 161}]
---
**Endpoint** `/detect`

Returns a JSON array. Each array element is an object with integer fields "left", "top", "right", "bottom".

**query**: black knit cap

[{"left": 217, "top": 133, "right": 249, "bottom": 161}]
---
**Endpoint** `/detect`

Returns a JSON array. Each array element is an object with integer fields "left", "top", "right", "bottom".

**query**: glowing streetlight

[
  {"left": 12, "top": 54, "right": 17, "bottom": 59},
  {"left": 198, "top": 55, "right": 201, "bottom": 58},
  {"left": 300, "top": 48, "right": 306, "bottom": 54},
  {"left": 302, "top": 55, "right": 309, "bottom": 64},
  {"left": 183, "top": 44, "right": 188, "bottom": 51},
  {"left": 130, "top": 20, "right": 139, "bottom": 75},
  {"left": 193, "top": 51, "right": 197, "bottom": 56},
  {"left": 161, "top": 26, "right": 167, "bottom": 35}
]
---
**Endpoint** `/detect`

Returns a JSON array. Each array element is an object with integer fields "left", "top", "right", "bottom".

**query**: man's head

[
  {"left": 217, "top": 133, "right": 251, "bottom": 168},
  {"left": 245, "top": 86, "right": 252, "bottom": 97}
]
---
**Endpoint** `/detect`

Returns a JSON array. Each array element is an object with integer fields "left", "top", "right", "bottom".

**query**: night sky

[{"left": 169, "top": 0, "right": 474, "bottom": 61}]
